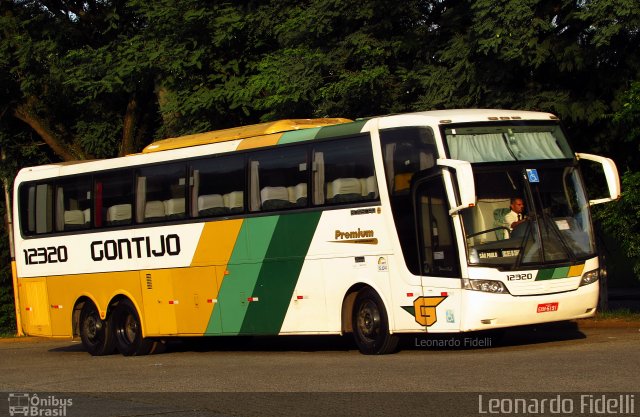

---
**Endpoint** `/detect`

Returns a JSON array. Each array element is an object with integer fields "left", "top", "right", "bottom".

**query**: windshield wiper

[
  {"left": 502, "top": 133, "right": 518, "bottom": 161},
  {"left": 528, "top": 176, "right": 576, "bottom": 262},
  {"left": 539, "top": 209, "right": 577, "bottom": 262}
]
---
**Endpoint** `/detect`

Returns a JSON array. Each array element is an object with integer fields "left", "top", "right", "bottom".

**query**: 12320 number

[{"left": 23, "top": 246, "right": 68, "bottom": 265}]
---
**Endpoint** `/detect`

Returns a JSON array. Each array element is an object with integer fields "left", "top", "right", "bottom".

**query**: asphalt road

[{"left": 1, "top": 322, "right": 639, "bottom": 416}]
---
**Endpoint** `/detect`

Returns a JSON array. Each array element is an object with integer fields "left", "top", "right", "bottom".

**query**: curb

[
  {"left": 0, "top": 336, "right": 69, "bottom": 344},
  {"left": 575, "top": 318, "right": 640, "bottom": 329}
]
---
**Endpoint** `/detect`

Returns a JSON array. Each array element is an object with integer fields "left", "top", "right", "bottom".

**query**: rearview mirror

[
  {"left": 576, "top": 153, "right": 621, "bottom": 205},
  {"left": 436, "top": 159, "right": 476, "bottom": 214}
]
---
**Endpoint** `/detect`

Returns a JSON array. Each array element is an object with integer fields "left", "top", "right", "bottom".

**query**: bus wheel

[
  {"left": 79, "top": 302, "right": 115, "bottom": 356},
  {"left": 352, "top": 288, "right": 399, "bottom": 355},
  {"left": 111, "top": 299, "right": 155, "bottom": 356}
]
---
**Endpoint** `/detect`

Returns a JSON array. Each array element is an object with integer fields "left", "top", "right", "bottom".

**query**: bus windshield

[
  {"left": 444, "top": 122, "right": 573, "bottom": 162},
  {"left": 461, "top": 163, "right": 595, "bottom": 269}
]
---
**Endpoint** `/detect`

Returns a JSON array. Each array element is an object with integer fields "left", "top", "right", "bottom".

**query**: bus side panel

[
  {"left": 172, "top": 266, "right": 218, "bottom": 335},
  {"left": 210, "top": 212, "right": 322, "bottom": 335},
  {"left": 44, "top": 271, "right": 143, "bottom": 337},
  {"left": 279, "top": 259, "right": 328, "bottom": 333},
  {"left": 140, "top": 269, "right": 178, "bottom": 336},
  {"left": 239, "top": 212, "right": 322, "bottom": 335},
  {"left": 189, "top": 219, "right": 245, "bottom": 335},
  {"left": 18, "top": 278, "right": 52, "bottom": 336},
  {"left": 139, "top": 265, "right": 231, "bottom": 336},
  {"left": 322, "top": 255, "right": 392, "bottom": 333},
  {"left": 301, "top": 208, "right": 396, "bottom": 333},
  {"left": 385, "top": 255, "right": 430, "bottom": 333},
  {"left": 213, "top": 262, "right": 262, "bottom": 335},
  {"left": 212, "top": 216, "right": 277, "bottom": 335},
  {"left": 418, "top": 283, "right": 462, "bottom": 333}
]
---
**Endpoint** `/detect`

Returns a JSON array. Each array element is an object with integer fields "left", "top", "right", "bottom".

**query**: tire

[
  {"left": 79, "top": 302, "right": 115, "bottom": 356},
  {"left": 111, "top": 299, "right": 156, "bottom": 356},
  {"left": 352, "top": 288, "right": 399, "bottom": 355}
]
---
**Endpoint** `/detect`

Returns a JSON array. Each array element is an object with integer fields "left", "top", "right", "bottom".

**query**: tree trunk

[
  {"left": 155, "top": 82, "right": 180, "bottom": 137},
  {"left": 12, "top": 96, "right": 93, "bottom": 161},
  {"left": 120, "top": 95, "right": 138, "bottom": 156}
]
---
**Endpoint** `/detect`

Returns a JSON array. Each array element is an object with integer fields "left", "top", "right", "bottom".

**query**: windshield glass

[
  {"left": 461, "top": 164, "right": 595, "bottom": 269},
  {"left": 445, "top": 123, "right": 573, "bottom": 162}
]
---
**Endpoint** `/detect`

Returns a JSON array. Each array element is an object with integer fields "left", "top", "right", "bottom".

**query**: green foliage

[
  {"left": 613, "top": 81, "right": 640, "bottom": 161},
  {"left": 596, "top": 80, "right": 640, "bottom": 281},
  {"left": 596, "top": 171, "right": 640, "bottom": 278},
  {"left": 0, "top": 198, "right": 16, "bottom": 335},
  {"left": 0, "top": 277, "right": 16, "bottom": 335}
]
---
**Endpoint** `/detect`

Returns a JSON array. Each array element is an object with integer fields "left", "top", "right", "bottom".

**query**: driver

[{"left": 505, "top": 197, "right": 526, "bottom": 230}]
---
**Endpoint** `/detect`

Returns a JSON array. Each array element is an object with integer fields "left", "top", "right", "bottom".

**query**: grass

[{"left": 594, "top": 308, "right": 640, "bottom": 321}]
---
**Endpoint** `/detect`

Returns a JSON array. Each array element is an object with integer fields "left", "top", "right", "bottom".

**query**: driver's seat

[{"left": 493, "top": 208, "right": 511, "bottom": 240}]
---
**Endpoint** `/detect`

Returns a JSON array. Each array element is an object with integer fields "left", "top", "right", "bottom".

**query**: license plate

[{"left": 537, "top": 302, "right": 559, "bottom": 313}]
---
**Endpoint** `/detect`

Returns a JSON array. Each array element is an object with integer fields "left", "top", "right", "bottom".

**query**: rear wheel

[
  {"left": 352, "top": 288, "right": 399, "bottom": 354},
  {"left": 111, "top": 299, "right": 156, "bottom": 356},
  {"left": 79, "top": 302, "right": 115, "bottom": 356}
]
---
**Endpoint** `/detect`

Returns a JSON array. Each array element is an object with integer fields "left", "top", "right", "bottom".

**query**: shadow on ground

[{"left": 49, "top": 320, "right": 586, "bottom": 355}]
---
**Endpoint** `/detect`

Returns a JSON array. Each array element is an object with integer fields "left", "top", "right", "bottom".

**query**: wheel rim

[
  {"left": 83, "top": 310, "right": 103, "bottom": 345},
  {"left": 357, "top": 299, "right": 381, "bottom": 341},
  {"left": 123, "top": 314, "right": 137, "bottom": 344}
]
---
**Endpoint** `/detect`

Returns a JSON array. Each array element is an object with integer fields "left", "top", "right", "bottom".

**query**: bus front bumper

[{"left": 459, "top": 282, "right": 599, "bottom": 331}]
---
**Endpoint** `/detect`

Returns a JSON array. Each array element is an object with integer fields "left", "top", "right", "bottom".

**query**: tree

[
  {"left": 596, "top": 81, "right": 640, "bottom": 280},
  {"left": 1, "top": 0, "right": 127, "bottom": 161}
]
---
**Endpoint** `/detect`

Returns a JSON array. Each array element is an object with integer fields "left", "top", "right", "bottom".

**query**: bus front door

[{"left": 413, "top": 174, "right": 462, "bottom": 331}]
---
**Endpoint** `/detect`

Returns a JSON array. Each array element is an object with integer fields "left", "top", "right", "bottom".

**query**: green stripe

[
  {"left": 401, "top": 306, "right": 416, "bottom": 316},
  {"left": 314, "top": 120, "right": 367, "bottom": 139},
  {"left": 536, "top": 268, "right": 555, "bottom": 281},
  {"left": 240, "top": 211, "right": 322, "bottom": 334},
  {"left": 205, "top": 216, "right": 279, "bottom": 335},
  {"left": 552, "top": 266, "right": 570, "bottom": 279},
  {"left": 536, "top": 267, "right": 572, "bottom": 281},
  {"left": 278, "top": 127, "right": 321, "bottom": 144},
  {"left": 279, "top": 120, "right": 367, "bottom": 144}
]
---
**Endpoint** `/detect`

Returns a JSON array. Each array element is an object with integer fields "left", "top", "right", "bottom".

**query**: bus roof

[
  {"left": 142, "top": 118, "right": 352, "bottom": 153},
  {"left": 373, "top": 109, "right": 558, "bottom": 129}
]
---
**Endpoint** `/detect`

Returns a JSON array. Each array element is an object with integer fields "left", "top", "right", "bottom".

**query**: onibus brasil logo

[{"left": 8, "top": 393, "right": 72, "bottom": 416}]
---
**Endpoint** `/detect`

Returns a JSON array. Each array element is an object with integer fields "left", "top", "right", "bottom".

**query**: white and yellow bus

[{"left": 11, "top": 109, "right": 620, "bottom": 355}]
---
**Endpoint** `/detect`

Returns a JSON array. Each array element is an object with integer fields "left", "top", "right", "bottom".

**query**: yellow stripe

[
  {"left": 568, "top": 264, "right": 585, "bottom": 277},
  {"left": 191, "top": 219, "right": 244, "bottom": 267},
  {"left": 236, "top": 133, "right": 282, "bottom": 150},
  {"left": 142, "top": 119, "right": 350, "bottom": 153}
]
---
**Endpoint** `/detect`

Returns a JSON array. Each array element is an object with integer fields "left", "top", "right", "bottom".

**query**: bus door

[{"left": 412, "top": 173, "right": 463, "bottom": 331}]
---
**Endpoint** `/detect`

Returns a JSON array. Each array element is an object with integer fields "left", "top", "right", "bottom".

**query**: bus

[{"left": 11, "top": 109, "right": 620, "bottom": 355}]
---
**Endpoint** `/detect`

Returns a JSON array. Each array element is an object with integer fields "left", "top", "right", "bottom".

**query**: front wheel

[
  {"left": 352, "top": 288, "right": 399, "bottom": 354},
  {"left": 111, "top": 299, "right": 156, "bottom": 356},
  {"left": 79, "top": 302, "right": 115, "bottom": 356}
]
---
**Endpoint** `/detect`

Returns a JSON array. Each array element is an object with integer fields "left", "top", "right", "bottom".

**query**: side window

[
  {"left": 191, "top": 155, "right": 245, "bottom": 217},
  {"left": 136, "top": 163, "right": 187, "bottom": 223},
  {"left": 95, "top": 170, "right": 134, "bottom": 227},
  {"left": 312, "top": 136, "right": 378, "bottom": 205},
  {"left": 55, "top": 177, "right": 92, "bottom": 231},
  {"left": 249, "top": 147, "right": 308, "bottom": 212},
  {"left": 380, "top": 127, "right": 438, "bottom": 195},
  {"left": 19, "top": 183, "right": 53, "bottom": 235}
]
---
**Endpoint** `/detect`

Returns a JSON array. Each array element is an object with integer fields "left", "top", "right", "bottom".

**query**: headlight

[
  {"left": 463, "top": 278, "right": 510, "bottom": 294},
  {"left": 580, "top": 269, "right": 599, "bottom": 286}
]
